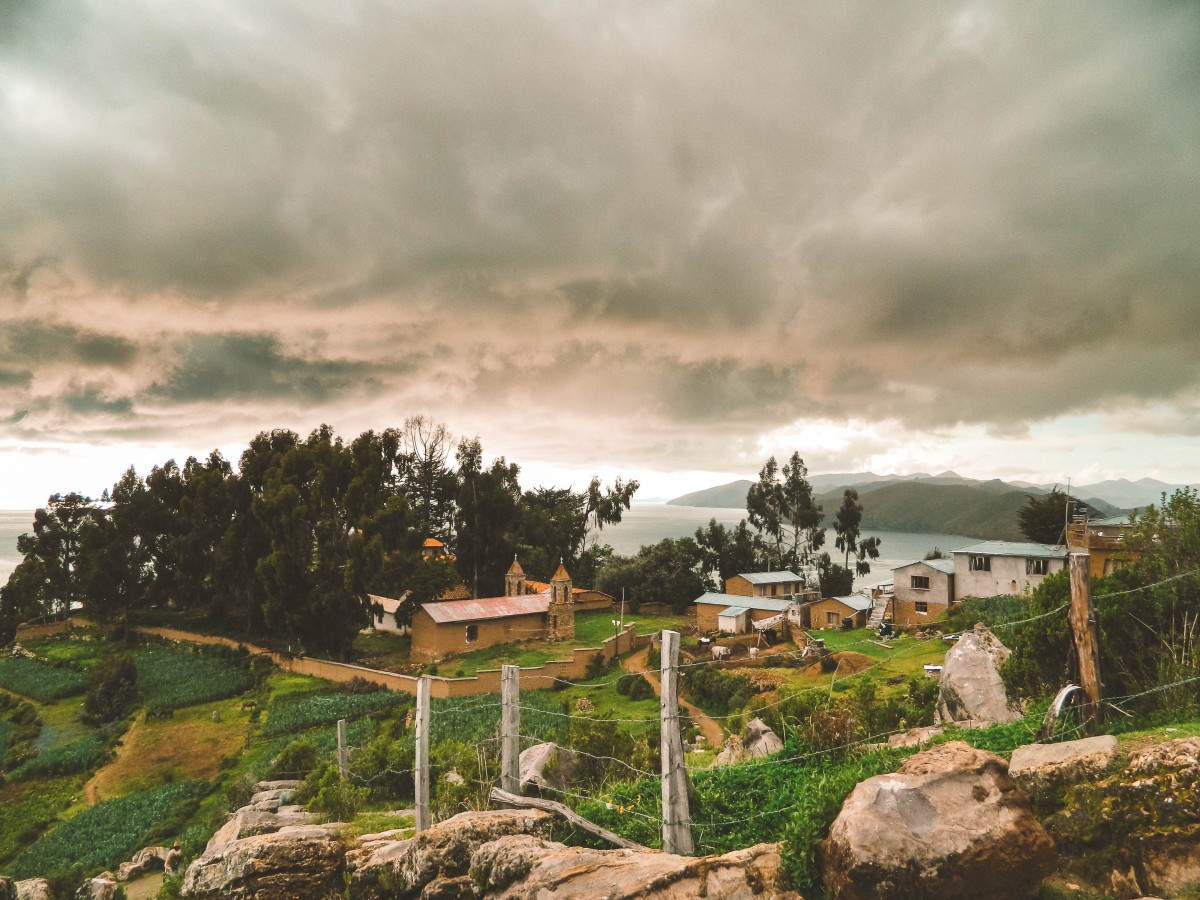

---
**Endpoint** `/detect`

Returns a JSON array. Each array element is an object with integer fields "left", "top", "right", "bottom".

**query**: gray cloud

[{"left": 0, "top": 0, "right": 1198, "bottom": 468}]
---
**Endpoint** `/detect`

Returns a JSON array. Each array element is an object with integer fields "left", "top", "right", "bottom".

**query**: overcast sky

[{"left": 2, "top": 1, "right": 1198, "bottom": 507}]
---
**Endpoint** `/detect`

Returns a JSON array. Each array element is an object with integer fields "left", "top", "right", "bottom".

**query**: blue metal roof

[
  {"left": 832, "top": 595, "right": 872, "bottom": 612},
  {"left": 893, "top": 558, "right": 955, "bottom": 575},
  {"left": 718, "top": 606, "right": 750, "bottom": 618}
]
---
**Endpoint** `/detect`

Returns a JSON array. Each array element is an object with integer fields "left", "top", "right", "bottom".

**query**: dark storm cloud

[
  {"left": 147, "top": 333, "right": 381, "bottom": 404},
  {"left": 0, "top": 320, "right": 137, "bottom": 367},
  {"left": 1, "top": 0, "right": 1198, "bottom": 447}
]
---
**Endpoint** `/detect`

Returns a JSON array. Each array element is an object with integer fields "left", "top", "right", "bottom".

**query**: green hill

[
  {"left": 815, "top": 482, "right": 1033, "bottom": 541},
  {"left": 666, "top": 480, "right": 753, "bottom": 508}
]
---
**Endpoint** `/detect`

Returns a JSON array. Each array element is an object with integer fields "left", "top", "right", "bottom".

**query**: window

[
  {"left": 1026, "top": 558, "right": 1050, "bottom": 576},
  {"left": 465, "top": 624, "right": 478, "bottom": 643},
  {"left": 911, "top": 575, "right": 930, "bottom": 590},
  {"left": 825, "top": 611, "right": 840, "bottom": 625},
  {"left": 969, "top": 556, "right": 991, "bottom": 572},
  {"left": 915, "top": 601, "right": 929, "bottom": 614}
]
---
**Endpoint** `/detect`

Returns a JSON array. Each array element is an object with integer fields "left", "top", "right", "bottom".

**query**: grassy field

[
  {"left": 35, "top": 695, "right": 94, "bottom": 752},
  {"left": 352, "top": 631, "right": 412, "bottom": 671},
  {"left": 571, "top": 611, "right": 688, "bottom": 645},
  {"left": 85, "top": 698, "right": 253, "bottom": 802},
  {"left": 0, "top": 775, "right": 86, "bottom": 870}
]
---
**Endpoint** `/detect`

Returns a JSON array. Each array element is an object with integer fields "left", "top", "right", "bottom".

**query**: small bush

[
  {"left": 616, "top": 673, "right": 656, "bottom": 701},
  {"left": 296, "top": 763, "right": 367, "bottom": 822},
  {"left": 343, "top": 676, "right": 385, "bottom": 695},
  {"left": 84, "top": 652, "right": 139, "bottom": 725},
  {"left": 270, "top": 737, "right": 319, "bottom": 780}
]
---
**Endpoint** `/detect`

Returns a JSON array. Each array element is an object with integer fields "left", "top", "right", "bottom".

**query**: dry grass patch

[
  {"left": 832, "top": 651, "right": 874, "bottom": 675},
  {"left": 85, "top": 698, "right": 249, "bottom": 803}
]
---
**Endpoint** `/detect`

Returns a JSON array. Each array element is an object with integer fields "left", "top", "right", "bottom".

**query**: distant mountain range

[{"left": 667, "top": 472, "right": 1198, "bottom": 542}]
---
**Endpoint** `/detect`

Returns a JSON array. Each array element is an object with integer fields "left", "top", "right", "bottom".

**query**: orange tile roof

[{"left": 423, "top": 538, "right": 444, "bottom": 548}]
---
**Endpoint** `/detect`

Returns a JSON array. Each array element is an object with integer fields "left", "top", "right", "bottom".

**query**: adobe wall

[
  {"left": 47, "top": 620, "right": 647, "bottom": 699},
  {"left": 13, "top": 620, "right": 72, "bottom": 641},
  {"left": 411, "top": 610, "right": 548, "bottom": 664}
]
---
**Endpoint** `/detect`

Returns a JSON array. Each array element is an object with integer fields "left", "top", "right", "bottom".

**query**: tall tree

[
  {"left": 833, "top": 488, "right": 882, "bottom": 576},
  {"left": 597, "top": 538, "right": 708, "bottom": 614},
  {"left": 694, "top": 518, "right": 758, "bottom": 588},
  {"left": 781, "top": 453, "right": 825, "bottom": 567},
  {"left": 454, "top": 437, "right": 522, "bottom": 598},
  {"left": 1017, "top": 488, "right": 1076, "bottom": 544},
  {"left": 4, "top": 493, "right": 96, "bottom": 619},
  {"left": 396, "top": 416, "right": 458, "bottom": 539},
  {"left": 746, "top": 453, "right": 824, "bottom": 571}
]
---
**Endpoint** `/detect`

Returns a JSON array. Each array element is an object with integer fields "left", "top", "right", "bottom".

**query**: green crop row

[
  {"left": 430, "top": 691, "right": 567, "bottom": 746},
  {"left": 262, "top": 690, "right": 411, "bottom": 736},
  {"left": 134, "top": 648, "right": 255, "bottom": 710},
  {"left": 12, "top": 780, "right": 205, "bottom": 880},
  {"left": 0, "top": 658, "right": 88, "bottom": 703},
  {"left": 0, "top": 775, "right": 85, "bottom": 870},
  {"left": 9, "top": 735, "right": 105, "bottom": 781},
  {"left": 0, "top": 721, "right": 17, "bottom": 761}
]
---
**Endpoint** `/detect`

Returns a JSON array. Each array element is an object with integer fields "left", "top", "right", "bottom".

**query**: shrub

[
  {"left": 584, "top": 653, "right": 608, "bottom": 680},
  {"left": 296, "top": 762, "right": 367, "bottom": 822},
  {"left": 83, "top": 652, "right": 139, "bottom": 725},
  {"left": 344, "top": 676, "right": 385, "bottom": 694},
  {"left": 682, "top": 667, "right": 757, "bottom": 717},
  {"left": 269, "top": 737, "right": 319, "bottom": 780},
  {"left": 616, "top": 673, "right": 656, "bottom": 701}
]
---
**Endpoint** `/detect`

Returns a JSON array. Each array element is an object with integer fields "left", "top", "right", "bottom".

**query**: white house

[
  {"left": 890, "top": 558, "right": 955, "bottom": 625},
  {"left": 951, "top": 541, "right": 1066, "bottom": 600},
  {"left": 370, "top": 593, "right": 410, "bottom": 635}
]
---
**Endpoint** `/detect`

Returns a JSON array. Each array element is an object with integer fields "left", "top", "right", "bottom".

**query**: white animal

[
  {"left": 711, "top": 645, "right": 730, "bottom": 660},
  {"left": 747, "top": 647, "right": 759, "bottom": 659}
]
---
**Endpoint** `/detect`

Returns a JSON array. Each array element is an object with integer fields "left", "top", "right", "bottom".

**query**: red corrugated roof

[{"left": 422, "top": 594, "right": 550, "bottom": 624}]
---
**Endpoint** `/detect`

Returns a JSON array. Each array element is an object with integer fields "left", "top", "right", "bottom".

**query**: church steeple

[
  {"left": 505, "top": 555, "right": 526, "bottom": 597},
  {"left": 547, "top": 558, "right": 574, "bottom": 642}
]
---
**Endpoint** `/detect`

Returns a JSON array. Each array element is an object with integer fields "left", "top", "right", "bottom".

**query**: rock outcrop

[
  {"left": 183, "top": 824, "right": 347, "bottom": 900},
  {"left": 205, "top": 780, "right": 314, "bottom": 852},
  {"left": 518, "top": 743, "right": 586, "bottom": 793},
  {"left": 13, "top": 880, "right": 50, "bottom": 900},
  {"left": 936, "top": 627, "right": 1021, "bottom": 725},
  {"left": 346, "top": 809, "right": 555, "bottom": 898},
  {"left": 1009, "top": 735, "right": 1118, "bottom": 786},
  {"left": 821, "top": 741, "right": 1056, "bottom": 899},
  {"left": 115, "top": 845, "right": 177, "bottom": 881},
  {"left": 712, "top": 718, "right": 784, "bottom": 767},
  {"left": 471, "top": 834, "right": 792, "bottom": 899}
]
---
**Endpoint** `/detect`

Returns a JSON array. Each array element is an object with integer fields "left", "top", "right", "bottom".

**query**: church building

[{"left": 409, "top": 557, "right": 579, "bottom": 663}]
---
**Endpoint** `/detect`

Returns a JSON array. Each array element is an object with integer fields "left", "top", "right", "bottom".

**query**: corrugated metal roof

[
  {"left": 831, "top": 594, "right": 873, "bottom": 612},
  {"left": 718, "top": 607, "right": 750, "bottom": 618},
  {"left": 422, "top": 594, "right": 549, "bottom": 624},
  {"left": 369, "top": 594, "right": 404, "bottom": 614},
  {"left": 694, "top": 593, "right": 794, "bottom": 613},
  {"left": 893, "top": 558, "right": 955, "bottom": 575},
  {"left": 953, "top": 541, "right": 1067, "bottom": 559},
  {"left": 736, "top": 570, "right": 803, "bottom": 585},
  {"left": 1090, "top": 514, "right": 1134, "bottom": 527}
]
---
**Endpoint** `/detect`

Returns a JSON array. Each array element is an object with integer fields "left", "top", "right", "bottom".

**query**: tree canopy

[{"left": 0, "top": 422, "right": 637, "bottom": 657}]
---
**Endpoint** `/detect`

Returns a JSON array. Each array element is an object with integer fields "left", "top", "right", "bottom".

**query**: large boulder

[
  {"left": 471, "top": 834, "right": 795, "bottom": 899},
  {"left": 1009, "top": 735, "right": 1118, "bottom": 786},
  {"left": 821, "top": 741, "right": 1056, "bottom": 899},
  {"left": 518, "top": 743, "right": 587, "bottom": 793},
  {"left": 182, "top": 824, "right": 346, "bottom": 899},
  {"left": 13, "top": 881, "right": 50, "bottom": 900},
  {"left": 205, "top": 807, "right": 316, "bottom": 851},
  {"left": 712, "top": 719, "right": 784, "bottom": 767},
  {"left": 346, "top": 809, "right": 556, "bottom": 899},
  {"left": 936, "top": 627, "right": 1021, "bottom": 725},
  {"left": 116, "top": 846, "right": 175, "bottom": 881}
]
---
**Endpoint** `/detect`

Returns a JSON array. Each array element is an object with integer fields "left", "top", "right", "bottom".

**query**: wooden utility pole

[
  {"left": 501, "top": 664, "right": 520, "bottom": 795},
  {"left": 415, "top": 675, "right": 431, "bottom": 832},
  {"left": 1068, "top": 552, "right": 1103, "bottom": 727},
  {"left": 337, "top": 718, "right": 349, "bottom": 778},
  {"left": 659, "top": 630, "right": 694, "bottom": 855}
]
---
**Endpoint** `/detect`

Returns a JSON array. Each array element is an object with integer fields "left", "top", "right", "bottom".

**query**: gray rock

[
  {"left": 518, "top": 742, "right": 586, "bottom": 793},
  {"left": 821, "top": 741, "right": 1056, "bottom": 899},
  {"left": 85, "top": 875, "right": 119, "bottom": 900},
  {"left": 346, "top": 809, "right": 555, "bottom": 899},
  {"left": 205, "top": 807, "right": 316, "bottom": 852},
  {"left": 472, "top": 834, "right": 790, "bottom": 899},
  {"left": 115, "top": 846, "right": 175, "bottom": 881},
  {"left": 182, "top": 824, "right": 345, "bottom": 899},
  {"left": 1009, "top": 735, "right": 1118, "bottom": 780},
  {"left": 14, "top": 880, "right": 50, "bottom": 900},
  {"left": 936, "top": 628, "right": 1021, "bottom": 725},
  {"left": 712, "top": 718, "right": 784, "bottom": 767},
  {"left": 888, "top": 726, "right": 944, "bottom": 749}
]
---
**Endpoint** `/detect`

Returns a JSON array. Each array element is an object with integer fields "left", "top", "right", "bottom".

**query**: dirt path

[{"left": 622, "top": 647, "right": 724, "bottom": 748}]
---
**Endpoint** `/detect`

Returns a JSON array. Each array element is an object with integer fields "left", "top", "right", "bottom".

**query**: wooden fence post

[
  {"left": 415, "top": 675, "right": 431, "bottom": 832},
  {"left": 1068, "top": 552, "right": 1103, "bottom": 728},
  {"left": 501, "top": 664, "right": 520, "bottom": 795},
  {"left": 337, "top": 718, "right": 348, "bottom": 779},
  {"left": 660, "top": 630, "right": 694, "bottom": 855}
]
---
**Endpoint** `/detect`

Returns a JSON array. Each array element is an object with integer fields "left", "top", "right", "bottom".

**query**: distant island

[{"left": 665, "top": 471, "right": 1195, "bottom": 542}]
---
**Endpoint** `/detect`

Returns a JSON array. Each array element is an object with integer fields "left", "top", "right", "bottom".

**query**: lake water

[
  {"left": 0, "top": 510, "right": 33, "bottom": 585},
  {"left": 0, "top": 503, "right": 978, "bottom": 591},
  {"left": 597, "top": 503, "right": 975, "bottom": 590}
]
